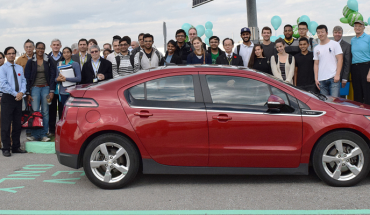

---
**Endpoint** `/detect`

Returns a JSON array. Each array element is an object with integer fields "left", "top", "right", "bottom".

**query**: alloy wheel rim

[
  {"left": 90, "top": 142, "right": 130, "bottom": 183},
  {"left": 322, "top": 139, "right": 364, "bottom": 181}
]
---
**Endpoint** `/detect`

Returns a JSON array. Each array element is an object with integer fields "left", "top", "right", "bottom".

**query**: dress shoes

[
  {"left": 2, "top": 150, "right": 11, "bottom": 157},
  {"left": 12, "top": 148, "right": 27, "bottom": 153}
]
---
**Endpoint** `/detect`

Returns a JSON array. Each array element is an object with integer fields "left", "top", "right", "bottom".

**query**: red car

[{"left": 56, "top": 65, "right": 370, "bottom": 189}]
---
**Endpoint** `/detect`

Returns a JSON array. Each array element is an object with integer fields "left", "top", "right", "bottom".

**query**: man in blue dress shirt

[{"left": 0, "top": 47, "right": 27, "bottom": 157}]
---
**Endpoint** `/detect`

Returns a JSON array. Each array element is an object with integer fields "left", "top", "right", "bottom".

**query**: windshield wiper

[{"left": 309, "top": 91, "right": 327, "bottom": 101}]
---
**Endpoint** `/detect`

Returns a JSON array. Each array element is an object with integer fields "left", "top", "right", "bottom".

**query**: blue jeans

[
  {"left": 319, "top": 78, "right": 340, "bottom": 97},
  {"left": 31, "top": 86, "right": 50, "bottom": 139}
]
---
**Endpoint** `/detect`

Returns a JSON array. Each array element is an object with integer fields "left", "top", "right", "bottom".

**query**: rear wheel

[
  {"left": 83, "top": 134, "right": 140, "bottom": 189},
  {"left": 313, "top": 131, "right": 370, "bottom": 187}
]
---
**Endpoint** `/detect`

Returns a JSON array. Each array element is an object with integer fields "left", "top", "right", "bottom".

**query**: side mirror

[{"left": 267, "top": 95, "right": 285, "bottom": 110}]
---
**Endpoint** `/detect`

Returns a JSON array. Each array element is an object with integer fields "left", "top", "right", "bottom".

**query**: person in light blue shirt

[
  {"left": 351, "top": 20, "right": 370, "bottom": 104},
  {"left": 0, "top": 47, "right": 27, "bottom": 157}
]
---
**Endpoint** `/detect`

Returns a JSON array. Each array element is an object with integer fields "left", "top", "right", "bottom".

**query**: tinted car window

[
  {"left": 206, "top": 75, "right": 270, "bottom": 106},
  {"left": 128, "top": 75, "right": 195, "bottom": 102}
]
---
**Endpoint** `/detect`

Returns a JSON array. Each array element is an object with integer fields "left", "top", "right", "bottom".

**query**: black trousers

[
  {"left": 1, "top": 94, "right": 22, "bottom": 151},
  {"left": 351, "top": 62, "right": 370, "bottom": 105},
  {"left": 48, "top": 94, "right": 63, "bottom": 134}
]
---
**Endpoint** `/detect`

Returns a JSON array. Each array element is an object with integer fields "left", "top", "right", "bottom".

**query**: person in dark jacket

[
  {"left": 81, "top": 45, "right": 113, "bottom": 84},
  {"left": 164, "top": 40, "right": 182, "bottom": 65},
  {"left": 248, "top": 44, "right": 272, "bottom": 75},
  {"left": 187, "top": 27, "right": 207, "bottom": 52},
  {"left": 216, "top": 38, "right": 243, "bottom": 66},
  {"left": 187, "top": 37, "right": 212, "bottom": 65},
  {"left": 175, "top": 29, "right": 191, "bottom": 64},
  {"left": 25, "top": 42, "right": 56, "bottom": 142},
  {"left": 207, "top": 36, "right": 224, "bottom": 64}
]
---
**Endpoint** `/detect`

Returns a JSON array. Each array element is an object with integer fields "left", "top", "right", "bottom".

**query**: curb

[{"left": 25, "top": 142, "right": 56, "bottom": 154}]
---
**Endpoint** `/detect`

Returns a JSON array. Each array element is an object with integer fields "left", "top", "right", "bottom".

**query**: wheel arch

[
  {"left": 77, "top": 130, "right": 143, "bottom": 170},
  {"left": 309, "top": 128, "right": 370, "bottom": 165}
]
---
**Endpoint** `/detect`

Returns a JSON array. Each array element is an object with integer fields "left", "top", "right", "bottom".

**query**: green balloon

[
  {"left": 343, "top": 5, "right": 356, "bottom": 18},
  {"left": 185, "top": 35, "right": 189, "bottom": 43},
  {"left": 340, "top": 17, "right": 349, "bottom": 24},
  {"left": 292, "top": 25, "right": 299, "bottom": 39},
  {"left": 297, "top": 17, "right": 300, "bottom": 25},
  {"left": 348, "top": 12, "right": 364, "bottom": 26}
]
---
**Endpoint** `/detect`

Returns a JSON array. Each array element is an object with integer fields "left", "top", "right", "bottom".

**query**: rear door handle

[
  {"left": 134, "top": 112, "right": 153, "bottom": 117},
  {"left": 212, "top": 115, "right": 232, "bottom": 121}
]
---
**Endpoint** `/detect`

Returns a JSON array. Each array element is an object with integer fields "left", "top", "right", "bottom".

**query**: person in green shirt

[{"left": 207, "top": 36, "right": 224, "bottom": 64}]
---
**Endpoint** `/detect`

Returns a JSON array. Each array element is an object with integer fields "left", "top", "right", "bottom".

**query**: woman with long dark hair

[
  {"left": 164, "top": 40, "right": 182, "bottom": 65},
  {"left": 248, "top": 44, "right": 272, "bottom": 75}
]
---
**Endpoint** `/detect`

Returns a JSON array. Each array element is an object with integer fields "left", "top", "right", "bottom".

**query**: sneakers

[
  {"left": 41, "top": 137, "right": 51, "bottom": 142},
  {"left": 26, "top": 136, "right": 36, "bottom": 141}
]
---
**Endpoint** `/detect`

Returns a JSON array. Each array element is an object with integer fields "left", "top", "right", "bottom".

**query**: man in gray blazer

[
  {"left": 333, "top": 26, "right": 351, "bottom": 97},
  {"left": 71, "top": 38, "right": 91, "bottom": 70}
]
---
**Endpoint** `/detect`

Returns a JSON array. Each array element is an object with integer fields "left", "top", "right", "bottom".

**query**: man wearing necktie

[
  {"left": 215, "top": 38, "right": 244, "bottom": 66},
  {"left": 0, "top": 47, "right": 27, "bottom": 157}
]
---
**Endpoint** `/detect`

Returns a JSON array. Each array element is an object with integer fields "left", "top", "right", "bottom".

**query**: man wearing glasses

[
  {"left": 187, "top": 27, "right": 207, "bottom": 52},
  {"left": 175, "top": 29, "right": 191, "bottom": 64},
  {"left": 80, "top": 45, "right": 112, "bottom": 84},
  {"left": 0, "top": 47, "right": 27, "bottom": 157},
  {"left": 133, "top": 34, "right": 164, "bottom": 72},
  {"left": 298, "top": 22, "right": 318, "bottom": 51},
  {"left": 351, "top": 20, "right": 370, "bottom": 104},
  {"left": 113, "top": 36, "right": 134, "bottom": 77}
]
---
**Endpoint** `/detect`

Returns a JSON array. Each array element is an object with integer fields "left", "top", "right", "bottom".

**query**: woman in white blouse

[{"left": 270, "top": 38, "right": 295, "bottom": 84}]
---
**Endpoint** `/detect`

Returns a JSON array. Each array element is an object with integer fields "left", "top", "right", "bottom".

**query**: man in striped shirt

[{"left": 112, "top": 36, "right": 134, "bottom": 77}]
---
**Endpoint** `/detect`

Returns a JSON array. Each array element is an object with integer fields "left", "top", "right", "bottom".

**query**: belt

[
  {"left": 34, "top": 84, "right": 49, "bottom": 87},
  {"left": 352, "top": 62, "right": 370, "bottom": 66}
]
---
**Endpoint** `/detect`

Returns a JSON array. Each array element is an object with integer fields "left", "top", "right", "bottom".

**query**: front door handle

[
  {"left": 134, "top": 112, "right": 153, "bottom": 117},
  {"left": 212, "top": 115, "right": 232, "bottom": 121}
]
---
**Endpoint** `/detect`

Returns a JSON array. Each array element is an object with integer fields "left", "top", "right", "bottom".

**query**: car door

[
  {"left": 122, "top": 73, "right": 209, "bottom": 166},
  {"left": 200, "top": 73, "right": 302, "bottom": 168}
]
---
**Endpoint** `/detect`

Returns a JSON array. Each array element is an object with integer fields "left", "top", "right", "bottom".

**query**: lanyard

[
  {"left": 79, "top": 52, "right": 87, "bottom": 66},
  {"left": 92, "top": 60, "right": 101, "bottom": 76},
  {"left": 226, "top": 55, "right": 233, "bottom": 65}
]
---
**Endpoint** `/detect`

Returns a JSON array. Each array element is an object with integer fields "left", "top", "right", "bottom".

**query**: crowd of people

[{"left": 0, "top": 20, "right": 369, "bottom": 157}]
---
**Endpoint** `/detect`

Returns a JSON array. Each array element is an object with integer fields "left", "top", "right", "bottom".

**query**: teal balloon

[
  {"left": 182, "top": 23, "right": 191, "bottom": 34},
  {"left": 205, "top": 29, "right": 213, "bottom": 38},
  {"left": 204, "top": 37, "right": 210, "bottom": 46},
  {"left": 368, "top": 17, "right": 370, "bottom": 25},
  {"left": 309, "top": 21, "right": 319, "bottom": 36},
  {"left": 205, "top": 21, "right": 213, "bottom": 30},
  {"left": 347, "top": 0, "right": 358, "bottom": 12},
  {"left": 270, "top": 36, "right": 278, "bottom": 42},
  {"left": 278, "top": 35, "right": 285, "bottom": 39},
  {"left": 196, "top": 25, "right": 205, "bottom": 37},
  {"left": 299, "top": 15, "right": 310, "bottom": 25},
  {"left": 271, "top": 15, "right": 282, "bottom": 30}
]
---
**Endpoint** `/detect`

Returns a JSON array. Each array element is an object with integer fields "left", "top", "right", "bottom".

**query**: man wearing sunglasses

[{"left": 80, "top": 45, "right": 113, "bottom": 84}]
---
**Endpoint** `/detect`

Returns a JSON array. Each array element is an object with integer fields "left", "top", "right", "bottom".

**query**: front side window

[
  {"left": 128, "top": 75, "right": 195, "bottom": 102},
  {"left": 206, "top": 75, "right": 271, "bottom": 106}
]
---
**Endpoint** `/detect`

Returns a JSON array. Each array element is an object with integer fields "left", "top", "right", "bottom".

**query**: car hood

[{"left": 325, "top": 97, "right": 370, "bottom": 115}]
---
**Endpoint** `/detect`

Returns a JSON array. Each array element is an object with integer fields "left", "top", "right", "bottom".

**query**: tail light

[{"left": 65, "top": 97, "right": 99, "bottom": 107}]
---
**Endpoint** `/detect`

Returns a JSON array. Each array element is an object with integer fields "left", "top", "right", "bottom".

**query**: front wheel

[
  {"left": 313, "top": 131, "right": 370, "bottom": 187},
  {"left": 83, "top": 134, "right": 140, "bottom": 189}
]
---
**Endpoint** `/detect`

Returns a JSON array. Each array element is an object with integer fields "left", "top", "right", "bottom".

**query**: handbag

[{"left": 21, "top": 104, "right": 43, "bottom": 129}]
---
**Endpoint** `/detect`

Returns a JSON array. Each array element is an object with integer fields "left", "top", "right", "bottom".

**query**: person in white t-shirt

[{"left": 313, "top": 24, "right": 343, "bottom": 97}]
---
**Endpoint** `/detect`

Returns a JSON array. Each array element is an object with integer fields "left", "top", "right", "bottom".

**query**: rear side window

[
  {"left": 128, "top": 75, "right": 195, "bottom": 102},
  {"left": 206, "top": 75, "right": 271, "bottom": 106}
]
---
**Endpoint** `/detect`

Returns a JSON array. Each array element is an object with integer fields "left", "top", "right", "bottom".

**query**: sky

[{"left": 0, "top": 0, "right": 369, "bottom": 55}]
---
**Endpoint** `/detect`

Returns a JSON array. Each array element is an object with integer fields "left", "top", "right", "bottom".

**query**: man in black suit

[
  {"left": 216, "top": 38, "right": 244, "bottom": 66},
  {"left": 71, "top": 38, "right": 91, "bottom": 70},
  {"left": 81, "top": 45, "right": 113, "bottom": 84},
  {"left": 333, "top": 26, "right": 351, "bottom": 98}
]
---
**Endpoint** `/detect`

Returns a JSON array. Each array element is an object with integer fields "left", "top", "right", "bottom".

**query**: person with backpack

[
  {"left": 248, "top": 44, "right": 272, "bottom": 75},
  {"left": 216, "top": 38, "right": 243, "bottom": 66},
  {"left": 187, "top": 37, "right": 212, "bottom": 65},
  {"left": 133, "top": 34, "right": 164, "bottom": 72},
  {"left": 112, "top": 36, "right": 134, "bottom": 77},
  {"left": 270, "top": 38, "right": 295, "bottom": 84},
  {"left": 298, "top": 22, "right": 318, "bottom": 52},
  {"left": 234, "top": 27, "right": 254, "bottom": 66}
]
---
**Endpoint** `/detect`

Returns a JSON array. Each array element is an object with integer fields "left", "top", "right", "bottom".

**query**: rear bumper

[{"left": 56, "top": 151, "right": 80, "bottom": 169}]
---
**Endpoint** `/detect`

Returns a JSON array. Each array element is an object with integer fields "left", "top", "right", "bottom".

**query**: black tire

[
  {"left": 83, "top": 133, "right": 140, "bottom": 189},
  {"left": 312, "top": 130, "right": 370, "bottom": 187}
]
